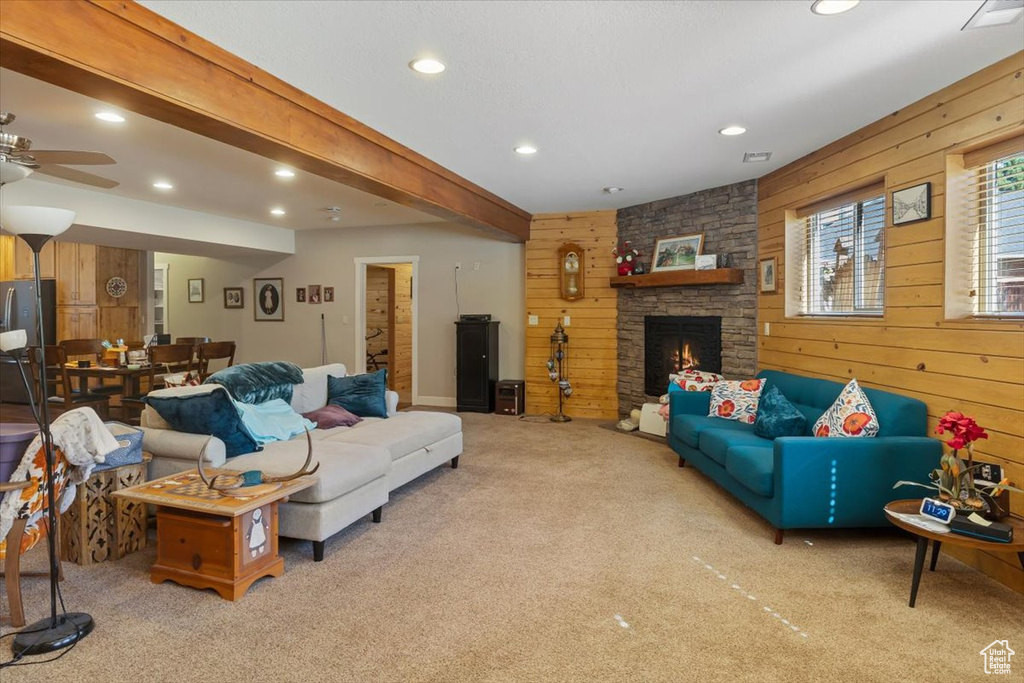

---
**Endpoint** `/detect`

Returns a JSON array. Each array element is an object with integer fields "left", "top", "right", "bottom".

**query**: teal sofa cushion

[
  {"left": 753, "top": 386, "right": 806, "bottom": 439},
  {"left": 700, "top": 429, "right": 771, "bottom": 466},
  {"left": 726, "top": 446, "right": 774, "bottom": 498},
  {"left": 146, "top": 385, "right": 260, "bottom": 458},
  {"left": 205, "top": 361, "right": 304, "bottom": 405},
  {"left": 673, "top": 414, "right": 754, "bottom": 449}
]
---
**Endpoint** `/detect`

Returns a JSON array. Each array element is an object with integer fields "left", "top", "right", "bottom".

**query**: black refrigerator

[{"left": 0, "top": 279, "right": 57, "bottom": 404}]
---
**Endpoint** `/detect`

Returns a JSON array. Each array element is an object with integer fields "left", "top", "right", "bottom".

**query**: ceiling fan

[{"left": 0, "top": 111, "right": 118, "bottom": 188}]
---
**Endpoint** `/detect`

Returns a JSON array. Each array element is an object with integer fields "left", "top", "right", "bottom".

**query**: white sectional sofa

[{"left": 140, "top": 363, "right": 462, "bottom": 561}]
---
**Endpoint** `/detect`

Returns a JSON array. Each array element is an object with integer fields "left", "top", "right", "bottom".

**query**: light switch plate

[
  {"left": 563, "top": 315, "right": 571, "bottom": 326},
  {"left": 764, "top": 322, "right": 770, "bottom": 336},
  {"left": 528, "top": 315, "right": 539, "bottom": 326}
]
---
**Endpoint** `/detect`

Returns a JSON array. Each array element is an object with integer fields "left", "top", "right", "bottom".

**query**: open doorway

[{"left": 354, "top": 257, "right": 417, "bottom": 406}]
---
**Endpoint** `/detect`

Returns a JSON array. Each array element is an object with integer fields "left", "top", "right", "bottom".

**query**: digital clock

[{"left": 919, "top": 497, "right": 956, "bottom": 525}]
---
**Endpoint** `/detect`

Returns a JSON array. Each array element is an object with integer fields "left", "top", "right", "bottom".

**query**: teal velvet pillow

[
  {"left": 753, "top": 386, "right": 806, "bottom": 439},
  {"left": 146, "top": 385, "right": 261, "bottom": 458},
  {"left": 327, "top": 370, "right": 388, "bottom": 418},
  {"left": 204, "top": 361, "right": 304, "bottom": 405}
]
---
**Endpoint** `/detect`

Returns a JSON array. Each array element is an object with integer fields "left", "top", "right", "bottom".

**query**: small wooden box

[{"left": 61, "top": 457, "right": 149, "bottom": 565}]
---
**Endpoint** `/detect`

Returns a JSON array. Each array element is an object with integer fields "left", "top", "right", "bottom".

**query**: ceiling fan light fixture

[
  {"left": 0, "top": 160, "right": 34, "bottom": 185},
  {"left": 95, "top": 112, "right": 126, "bottom": 123}
]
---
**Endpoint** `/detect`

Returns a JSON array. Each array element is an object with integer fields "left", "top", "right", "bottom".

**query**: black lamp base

[{"left": 12, "top": 612, "right": 94, "bottom": 657}]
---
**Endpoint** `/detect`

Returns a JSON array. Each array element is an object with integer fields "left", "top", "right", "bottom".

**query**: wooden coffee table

[
  {"left": 884, "top": 499, "right": 1024, "bottom": 608},
  {"left": 114, "top": 469, "right": 314, "bottom": 600}
]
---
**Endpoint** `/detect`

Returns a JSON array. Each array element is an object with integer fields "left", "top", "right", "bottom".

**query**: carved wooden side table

[{"left": 61, "top": 452, "right": 152, "bottom": 565}]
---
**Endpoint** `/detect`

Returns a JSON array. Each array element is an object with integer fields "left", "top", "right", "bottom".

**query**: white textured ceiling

[
  {"left": 137, "top": 0, "right": 1023, "bottom": 213},
  {"left": 0, "top": 69, "right": 440, "bottom": 231}
]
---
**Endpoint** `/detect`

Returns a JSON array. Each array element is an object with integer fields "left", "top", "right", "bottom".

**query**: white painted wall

[{"left": 157, "top": 221, "right": 525, "bottom": 404}]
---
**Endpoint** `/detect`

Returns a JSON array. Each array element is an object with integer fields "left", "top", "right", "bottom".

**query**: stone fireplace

[
  {"left": 643, "top": 316, "right": 722, "bottom": 396},
  {"left": 617, "top": 179, "right": 758, "bottom": 415}
]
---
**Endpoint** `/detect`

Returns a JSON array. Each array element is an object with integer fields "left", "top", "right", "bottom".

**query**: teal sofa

[{"left": 668, "top": 369, "right": 941, "bottom": 543}]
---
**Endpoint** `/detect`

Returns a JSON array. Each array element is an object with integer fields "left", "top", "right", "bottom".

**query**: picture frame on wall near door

[
  {"left": 223, "top": 287, "right": 244, "bottom": 309},
  {"left": 254, "top": 278, "right": 285, "bottom": 321},
  {"left": 187, "top": 278, "right": 205, "bottom": 303}
]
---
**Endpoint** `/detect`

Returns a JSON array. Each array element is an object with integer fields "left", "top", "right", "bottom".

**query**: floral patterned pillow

[
  {"left": 812, "top": 378, "right": 880, "bottom": 438},
  {"left": 672, "top": 369, "right": 725, "bottom": 392},
  {"left": 708, "top": 378, "right": 765, "bottom": 424}
]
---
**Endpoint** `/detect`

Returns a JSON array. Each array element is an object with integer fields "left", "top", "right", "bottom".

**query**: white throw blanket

[{"left": 0, "top": 408, "right": 120, "bottom": 542}]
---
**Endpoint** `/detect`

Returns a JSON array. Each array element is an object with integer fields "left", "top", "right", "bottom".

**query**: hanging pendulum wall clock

[{"left": 558, "top": 243, "right": 585, "bottom": 302}]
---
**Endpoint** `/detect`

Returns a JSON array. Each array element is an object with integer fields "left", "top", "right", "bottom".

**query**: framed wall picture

[
  {"left": 557, "top": 242, "right": 585, "bottom": 301},
  {"left": 892, "top": 182, "right": 931, "bottom": 225},
  {"left": 760, "top": 257, "right": 778, "bottom": 293},
  {"left": 652, "top": 233, "right": 704, "bottom": 272},
  {"left": 296, "top": 287, "right": 306, "bottom": 303},
  {"left": 324, "top": 286, "right": 335, "bottom": 303},
  {"left": 308, "top": 284, "right": 322, "bottom": 304},
  {"left": 254, "top": 278, "right": 285, "bottom": 321},
  {"left": 187, "top": 278, "right": 205, "bottom": 303},
  {"left": 223, "top": 287, "right": 244, "bottom": 309}
]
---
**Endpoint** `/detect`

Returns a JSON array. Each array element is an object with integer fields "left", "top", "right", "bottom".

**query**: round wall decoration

[{"left": 105, "top": 276, "right": 128, "bottom": 298}]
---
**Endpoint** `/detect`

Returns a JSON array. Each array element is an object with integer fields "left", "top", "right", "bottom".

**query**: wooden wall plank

[{"left": 758, "top": 51, "right": 1024, "bottom": 592}]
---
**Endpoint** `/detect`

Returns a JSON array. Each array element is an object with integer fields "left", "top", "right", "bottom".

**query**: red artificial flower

[{"left": 935, "top": 411, "right": 988, "bottom": 450}]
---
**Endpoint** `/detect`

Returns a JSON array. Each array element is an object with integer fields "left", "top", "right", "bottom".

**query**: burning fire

[{"left": 671, "top": 343, "right": 699, "bottom": 373}]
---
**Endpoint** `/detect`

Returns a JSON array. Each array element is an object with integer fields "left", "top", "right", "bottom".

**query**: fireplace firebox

[{"left": 644, "top": 316, "right": 722, "bottom": 396}]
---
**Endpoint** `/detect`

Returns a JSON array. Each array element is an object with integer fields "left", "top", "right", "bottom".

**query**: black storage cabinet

[{"left": 456, "top": 320, "right": 499, "bottom": 412}]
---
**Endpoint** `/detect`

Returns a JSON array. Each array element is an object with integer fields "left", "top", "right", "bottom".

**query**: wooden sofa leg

[
  {"left": 678, "top": 455, "right": 685, "bottom": 468},
  {"left": 450, "top": 456, "right": 460, "bottom": 469},
  {"left": 371, "top": 506, "right": 382, "bottom": 523},
  {"left": 773, "top": 528, "right": 784, "bottom": 545},
  {"left": 312, "top": 540, "right": 325, "bottom": 562}
]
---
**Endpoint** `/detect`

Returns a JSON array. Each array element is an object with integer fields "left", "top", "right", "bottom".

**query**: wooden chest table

[{"left": 113, "top": 469, "right": 314, "bottom": 600}]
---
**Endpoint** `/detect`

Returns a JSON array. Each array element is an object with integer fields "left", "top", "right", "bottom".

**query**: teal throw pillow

[
  {"left": 146, "top": 385, "right": 261, "bottom": 457},
  {"left": 753, "top": 385, "right": 806, "bottom": 439},
  {"left": 327, "top": 369, "right": 389, "bottom": 418}
]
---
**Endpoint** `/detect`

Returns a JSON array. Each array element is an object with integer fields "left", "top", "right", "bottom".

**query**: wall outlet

[
  {"left": 528, "top": 315, "right": 539, "bottom": 326},
  {"left": 764, "top": 322, "right": 770, "bottom": 336},
  {"left": 563, "top": 315, "right": 571, "bottom": 326}
]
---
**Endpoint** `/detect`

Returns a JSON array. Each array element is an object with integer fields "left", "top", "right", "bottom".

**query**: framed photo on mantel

[{"left": 652, "top": 233, "right": 704, "bottom": 272}]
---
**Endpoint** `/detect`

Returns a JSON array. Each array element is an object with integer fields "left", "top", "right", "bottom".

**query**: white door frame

[{"left": 353, "top": 256, "right": 419, "bottom": 405}]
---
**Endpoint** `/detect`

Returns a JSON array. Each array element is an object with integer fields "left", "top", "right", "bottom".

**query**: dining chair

[
  {"left": 0, "top": 444, "right": 70, "bottom": 628},
  {"left": 59, "top": 338, "right": 122, "bottom": 397},
  {"left": 175, "top": 337, "right": 210, "bottom": 363},
  {"left": 26, "top": 346, "right": 110, "bottom": 421},
  {"left": 120, "top": 344, "right": 196, "bottom": 424},
  {"left": 197, "top": 341, "right": 236, "bottom": 380}
]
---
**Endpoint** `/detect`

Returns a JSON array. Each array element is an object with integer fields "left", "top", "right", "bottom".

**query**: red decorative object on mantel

[{"left": 613, "top": 241, "right": 640, "bottom": 276}]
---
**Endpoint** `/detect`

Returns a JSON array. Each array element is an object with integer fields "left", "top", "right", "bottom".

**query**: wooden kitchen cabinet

[
  {"left": 56, "top": 241, "right": 97, "bottom": 305},
  {"left": 0, "top": 234, "right": 13, "bottom": 281},
  {"left": 13, "top": 238, "right": 56, "bottom": 280},
  {"left": 57, "top": 306, "right": 98, "bottom": 341}
]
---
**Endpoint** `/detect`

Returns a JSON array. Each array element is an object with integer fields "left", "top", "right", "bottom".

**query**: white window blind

[
  {"left": 961, "top": 139, "right": 1024, "bottom": 317},
  {"left": 788, "top": 184, "right": 886, "bottom": 316}
]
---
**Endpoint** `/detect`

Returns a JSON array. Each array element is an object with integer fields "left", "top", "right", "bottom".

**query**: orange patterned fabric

[{"left": 0, "top": 447, "right": 71, "bottom": 561}]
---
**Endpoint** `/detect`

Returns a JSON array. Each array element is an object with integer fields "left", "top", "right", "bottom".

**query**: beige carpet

[{"left": 2, "top": 413, "right": 1022, "bottom": 682}]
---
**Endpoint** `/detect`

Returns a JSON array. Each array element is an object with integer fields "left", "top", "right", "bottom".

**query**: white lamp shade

[
  {"left": 0, "top": 329, "right": 28, "bottom": 352},
  {"left": 0, "top": 205, "right": 75, "bottom": 236},
  {"left": 0, "top": 161, "right": 34, "bottom": 185}
]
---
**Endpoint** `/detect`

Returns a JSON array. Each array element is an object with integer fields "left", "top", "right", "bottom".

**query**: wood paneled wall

[
  {"left": 525, "top": 212, "right": 619, "bottom": 420},
  {"left": 757, "top": 52, "right": 1024, "bottom": 591},
  {"left": 365, "top": 264, "right": 412, "bottom": 404}
]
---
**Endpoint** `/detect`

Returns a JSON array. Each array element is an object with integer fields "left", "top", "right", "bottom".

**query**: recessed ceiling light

[
  {"left": 810, "top": 0, "right": 860, "bottom": 16},
  {"left": 743, "top": 151, "right": 773, "bottom": 163},
  {"left": 152, "top": 181, "right": 173, "bottom": 190},
  {"left": 719, "top": 126, "right": 747, "bottom": 136},
  {"left": 410, "top": 58, "right": 445, "bottom": 74},
  {"left": 270, "top": 208, "right": 286, "bottom": 216},
  {"left": 274, "top": 169, "right": 295, "bottom": 178},
  {"left": 95, "top": 112, "right": 125, "bottom": 123},
  {"left": 514, "top": 145, "right": 538, "bottom": 155},
  {"left": 603, "top": 187, "right": 625, "bottom": 194}
]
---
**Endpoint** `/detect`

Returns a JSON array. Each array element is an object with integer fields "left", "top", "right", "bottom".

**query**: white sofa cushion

[
  {"left": 290, "top": 363, "right": 348, "bottom": 414},
  {"left": 325, "top": 411, "right": 462, "bottom": 462},
  {"left": 221, "top": 438, "right": 389, "bottom": 505}
]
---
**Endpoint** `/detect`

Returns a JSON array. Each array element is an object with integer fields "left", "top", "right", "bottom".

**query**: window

[
  {"left": 963, "top": 141, "right": 1024, "bottom": 316},
  {"left": 786, "top": 184, "right": 886, "bottom": 317}
]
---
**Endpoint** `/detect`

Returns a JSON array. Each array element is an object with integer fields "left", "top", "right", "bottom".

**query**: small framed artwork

[
  {"left": 695, "top": 254, "right": 717, "bottom": 271},
  {"left": 223, "top": 287, "right": 244, "bottom": 309},
  {"left": 308, "top": 284, "right": 322, "bottom": 304},
  {"left": 652, "top": 233, "right": 704, "bottom": 272},
  {"left": 324, "top": 286, "right": 335, "bottom": 303},
  {"left": 254, "top": 278, "right": 285, "bottom": 322},
  {"left": 296, "top": 287, "right": 306, "bottom": 303},
  {"left": 892, "top": 182, "right": 930, "bottom": 226},
  {"left": 760, "top": 257, "right": 778, "bottom": 293},
  {"left": 187, "top": 278, "right": 204, "bottom": 303}
]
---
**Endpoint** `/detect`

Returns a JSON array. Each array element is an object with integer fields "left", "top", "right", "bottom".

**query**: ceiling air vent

[
  {"left": 962, "top": 0, "right": 1023, "bottom": 30},
  {"left": 743, "top": 152, "right": 772, "bottom": 163}
]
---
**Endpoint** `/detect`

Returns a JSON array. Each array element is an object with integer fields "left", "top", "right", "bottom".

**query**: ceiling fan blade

[
  {"left": 28, "top": 150, "right": 116, "bottom": 165},
  {"left": 36, "top": 165, "right": 119, "bottom": 189}
]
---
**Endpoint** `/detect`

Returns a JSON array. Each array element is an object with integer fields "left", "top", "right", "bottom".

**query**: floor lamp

[{"left": 0, "top": 205, "right": 94, "bottom": 656}]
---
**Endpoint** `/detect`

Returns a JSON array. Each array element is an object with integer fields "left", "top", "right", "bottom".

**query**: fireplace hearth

[{"left": 644, "top": 316, "right": 722, "bottom": 396}]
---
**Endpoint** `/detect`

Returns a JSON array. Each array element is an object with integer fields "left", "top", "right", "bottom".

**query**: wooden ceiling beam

[{"left": 0, "top": 0, "right": 531, "bottom": 241}]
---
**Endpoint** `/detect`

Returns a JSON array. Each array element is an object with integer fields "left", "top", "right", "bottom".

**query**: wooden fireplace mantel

[{"left": 609, "top": 269, "right": 744, "bottom": 288}]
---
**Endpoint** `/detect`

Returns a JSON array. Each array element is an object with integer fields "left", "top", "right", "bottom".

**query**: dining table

[{"left": 63, "top": 363, "right": 152, "bottom": 399}]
